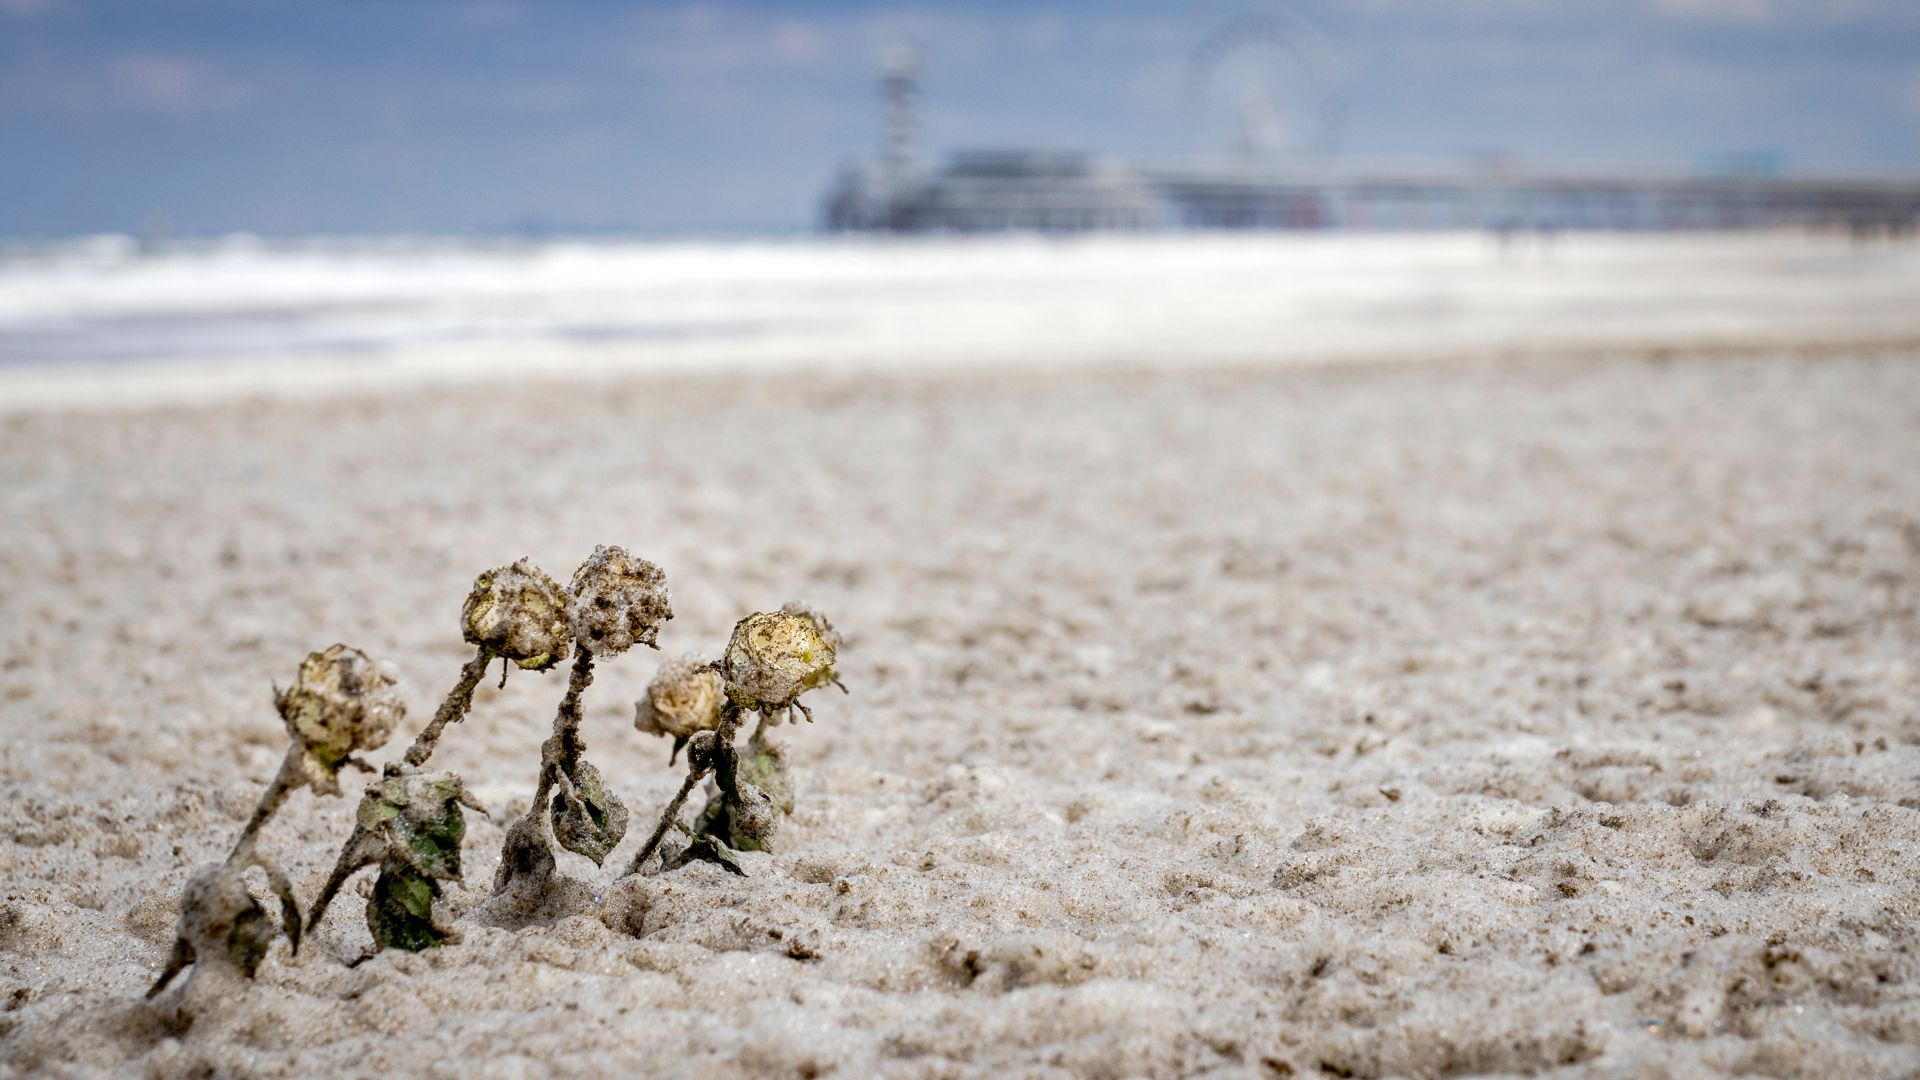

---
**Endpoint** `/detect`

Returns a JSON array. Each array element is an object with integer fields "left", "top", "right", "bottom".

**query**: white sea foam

[{"left": 2, "top": 230, "right": 1917, "bottom": 410}]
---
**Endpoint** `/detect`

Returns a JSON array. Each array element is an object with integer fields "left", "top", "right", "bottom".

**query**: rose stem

[
  {"left": 531, "top": 645, "right": 595, "bottom": 812},
  {"left": 401, "top": 645, "right": 493, "bottom": 769},
  {"left": 625, "top": 766, "right": 707, "bottom": 875},
  {"left": 226, "top": 744, "right": 304, "bottom": 867},
  {"left": 627, "top": 700, "right": 743, "bottom": 875}
]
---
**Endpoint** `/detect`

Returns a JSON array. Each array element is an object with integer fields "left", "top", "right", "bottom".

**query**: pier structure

[{"left": 823, "top": 37, "right": 1920, "bottom": 236}]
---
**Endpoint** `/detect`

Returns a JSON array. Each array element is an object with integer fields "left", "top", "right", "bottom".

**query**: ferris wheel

[{"left": 1183, "top": 13, "right": 1346, "bottom": 161}]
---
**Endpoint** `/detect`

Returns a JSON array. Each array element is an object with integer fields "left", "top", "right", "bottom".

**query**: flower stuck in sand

[
  {"left": 274, "top": 644, "right": 405, "bottom": 796},
  {"left": 310, "top": 769, "right": 485, "bottom": 953},
  {"left": 144, "top": 551, "right": 852, "bottom": 1000},
  {"left": 462, "top": 558, "right": 573, "bottom": 672},
  {"left": 720, "top": 610, "right": 839, "bottom": 716},
  {"left": 628, "top": 607, "right": 846, "bottom": 877},
  {"left": 566, "top": 544, "right": 671, "bottom": 657},
  {"left": 634, "top": 655, "right": 725, "bottom": 743},
  {"left": 492, "top": 546, "right": 673, "bottom": 903},
  {"left": 152, "top": 643, "right": 400, "bottom": 999}
]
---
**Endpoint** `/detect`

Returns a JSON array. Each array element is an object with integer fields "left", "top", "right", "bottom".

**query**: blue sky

[{"left": 2, "top": 0, "right": 1917, "bottom": 237}]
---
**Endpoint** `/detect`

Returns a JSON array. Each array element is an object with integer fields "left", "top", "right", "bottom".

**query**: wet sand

[{"left": 1, "top": 343, "right": 1918, "bottom": 1077}]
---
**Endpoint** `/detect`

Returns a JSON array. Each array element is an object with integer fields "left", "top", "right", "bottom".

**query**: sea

[{"left": 3, "top": 230, "right": 1917, "bottom": 409}]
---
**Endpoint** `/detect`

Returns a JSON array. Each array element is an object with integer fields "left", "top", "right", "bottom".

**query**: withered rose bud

[
  {"left": 720, "top": 611, "right": 837, "bottom": 711},
  {"left": 566, "top": 545, "right": 672, "bottom": 657},
  {"left": 634, "top": 656, "right": 724, "bottom": 740},
  {"left": 275, "top": 644, "right": 404, "bottom": 794},
  {"left": 462, "top": 559, "right": 572, "bottom": 671}
]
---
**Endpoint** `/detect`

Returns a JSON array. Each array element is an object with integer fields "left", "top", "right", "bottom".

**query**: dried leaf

[
  {"left": 159, "top": 862, "right": 278, "bottom": 991},
  {"left": 550, "top": 760, "right": 629, "bottom": 866},
  {"left": 388, "top": 785, "right": 468, "bottom": 882},
  {"left": 695, "top": 741, "right": 791, "bottom": 852},
  {"left": 308, "top": 823, "right": 387, "bottom": 932},
  {"left": 223, "top": 894, "right": 274, "bottom": 976},
  {"left": 492, "top": 811, "right": 556, "bottom": 894},
  {"left": 737, "top": 741, "right": 794, "bottom": 816},
  {"left": 666, "top": 834, "right": 747, "bottom": 876},
  {"left": 368, "top": 862, "right": 449, "bottom": 953}
]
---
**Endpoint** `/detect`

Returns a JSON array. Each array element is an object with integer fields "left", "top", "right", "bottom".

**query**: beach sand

[{"left": 2, "top": 344, "right": 1918, "bottom": 1077}]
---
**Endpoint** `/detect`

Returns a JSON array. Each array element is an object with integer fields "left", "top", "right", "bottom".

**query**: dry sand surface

[{"left": 2, "top": 346, "right": 1918, "bottom": 1078}]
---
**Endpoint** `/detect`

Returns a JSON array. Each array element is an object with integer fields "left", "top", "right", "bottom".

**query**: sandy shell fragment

[
  {"left": 634, "top": 656, "right": 724, "bottom": 740},
  {"left": 275, "top": 644, "right": 405, "bottom": 795},
  {"left": 720, "top": 611, "right": 838, "bottom": 711},
  {"left": 566, "top": 545, "right": 672, "bottom": 657},
  {"left": 462, "top": 559, "right": 573, "bottom": 671}
]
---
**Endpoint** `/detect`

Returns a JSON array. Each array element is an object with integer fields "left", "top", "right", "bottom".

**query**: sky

[{"left": 1, "top": 0, "right": 1918, "bottom": 237}]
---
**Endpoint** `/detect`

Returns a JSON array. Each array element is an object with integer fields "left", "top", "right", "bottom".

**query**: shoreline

[
  {"left": 7, "top": 230, "right": 1920, "bottom": 414},
  {"left": 7, "top": 328, "right": 1920, "bottom": 418}
]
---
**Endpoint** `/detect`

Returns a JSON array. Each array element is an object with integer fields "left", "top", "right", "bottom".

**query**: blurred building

[{"left": 823, "top": 41, "right": 1920, "bottom": 236}]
